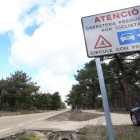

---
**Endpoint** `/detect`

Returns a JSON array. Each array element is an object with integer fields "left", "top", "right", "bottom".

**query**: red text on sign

[{"left": 95, "top": 8, "right": 139, "bottom": 23}]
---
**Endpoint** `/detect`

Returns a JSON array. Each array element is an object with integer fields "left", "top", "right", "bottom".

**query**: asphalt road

[
  {"left": 23, "top": 110, "right": 132, "bottom": 132},
  {"left": 0, "top": 110, "right": 67, "bottom": 138}
]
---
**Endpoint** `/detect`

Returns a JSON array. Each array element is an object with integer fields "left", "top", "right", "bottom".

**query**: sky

[{"left": 0, "top": 0, "right": 139, "bottom": 102}]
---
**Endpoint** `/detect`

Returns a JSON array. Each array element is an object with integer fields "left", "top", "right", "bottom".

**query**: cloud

[
  {"left": 36, "top": 69, "right": 78, "bottom": 101},
  {"left": 0, "top": 0, "right": 39, "bottom": 34},
  {"left": 8, "top": 0, "right": 91, "bottom": 74},
  {"left": 6, "top": 0, "right": 91, "bottom": 101},
  {"left": 2, "top": 0, "right": 140, "bottom": 100},
  {"left": 8, "top": 0, "right": 140, "bottom": 68}
]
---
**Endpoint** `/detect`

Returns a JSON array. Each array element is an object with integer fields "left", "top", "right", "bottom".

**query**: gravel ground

[
  {"left": 0, "top": 110, "right": 47, "bottom": 117},
  {"left": 2, "top": 131, "right": 55, "bottom": 140},
  {"left": 46, "top": 110, "right": 104, "bottom": 121},
  {"left": 2, "top": 110, "right": 133, "bottom": 140}
]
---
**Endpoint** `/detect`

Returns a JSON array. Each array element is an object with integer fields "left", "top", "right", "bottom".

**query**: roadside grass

[
  {"left": 110, "top": 110, "right": 130, "bottom": 114},
  {"left": 47, "top": 110, "right": 104, "bottom": 121},
  {"left": 77, "top": 125, "right": 140, "bottom": 140},
  {"left": 96, "top": 109, "right": 130, "bottom": 114},
  {"left": 15, "top": 131, "right": 55, "bottom": 140},
  {"left": 47, "top": 110, "right": 71, "bottom": 121},
  {"left": 17, "top": 135, "right": 39, "bottom": 140},
  {"left": 17, "top": 110, "right": 41, "bottom": 115},
  {"left": 0, "top": 110, "right": 47, "bottom": 117},
  {"left": 68, "top": 111, "right": 104, "bottom": 121}
]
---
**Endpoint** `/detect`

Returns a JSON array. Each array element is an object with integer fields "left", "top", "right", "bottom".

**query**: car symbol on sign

[{"left": 120, "top": 33, "right": 135, "bottom": 42}]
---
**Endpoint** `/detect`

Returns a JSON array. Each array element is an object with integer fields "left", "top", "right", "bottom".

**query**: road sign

[
  {"left": 117, "top": 28, "right": 140, "bottom": 45},
  {"left": 94, "top": 35, "right": 112, "bottom": 49},
  {"left": 81, "top": 5, "right": 140, "bottom": 57}
]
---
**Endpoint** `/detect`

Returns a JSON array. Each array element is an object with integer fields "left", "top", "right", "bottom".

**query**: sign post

[
  {"left": 81, "top": 5, "right": 140, "bottom": 140},
  {"left": 95, "top": 57, "right": 115, "bottom": 140}
]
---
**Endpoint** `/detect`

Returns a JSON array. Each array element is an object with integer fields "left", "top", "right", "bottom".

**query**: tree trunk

[
  {"left": 28, "top": 98, "right": 31, "bottom": 111},
  {"left": 76, "top": 104, "right": 77, "bottom": 110},
  {"left": 91, "top": 85, "right": 97, "bottom": 109},
  {"left": 116, "top": 73, "right": 125, "bottom": 96},
  {"left": 115, "top": 55, "right": 131, "bottom": 110},
  {"left": 28, "top": 103, "right": 30, "bottom": 111},
  {"left": 0, "top": 100, "right": 2, "bottom": 110},
  {"left": 111, "top": 86, "right": 115, "bottom": 108},
  {"left": 92, "top": 96, "right": 97, "bottom": 109},
  {"left": 11, "top": 102, "right": 13, "bottom": 111}
]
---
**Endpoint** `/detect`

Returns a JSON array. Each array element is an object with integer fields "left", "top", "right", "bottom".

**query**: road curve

[
  {"left": 0, "top": 110, "right": 67, "bottom": 138},
  {"left": 23, "top": 110, "right": 132, "bottom": 131}
]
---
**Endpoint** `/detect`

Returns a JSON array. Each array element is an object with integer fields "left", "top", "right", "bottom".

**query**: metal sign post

[
  {"left": 95, "top": 57, "right": 115, "bottom": 140},
  {"left": 81, "top": 5, "right": 140, "bottom": 140}
]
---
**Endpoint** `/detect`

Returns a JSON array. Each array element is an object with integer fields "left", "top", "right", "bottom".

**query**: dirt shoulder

[
  {"left": 77, "top": 125, "right": 140, "bottom": 140},
  {"left": 82, "top": 110, "right": 131, "bottom": 125},
  {"left": 0, "top": 110, "right": 56, "bottom": 117},
  {"left": 47, "top": 110, "right": 104, "bottom": 121},
  {"left": 3, "top": 110, "right": 133, "bottom": 140},
  {"left": 22, "top": 110, "right": 132, "bottom": 131}
]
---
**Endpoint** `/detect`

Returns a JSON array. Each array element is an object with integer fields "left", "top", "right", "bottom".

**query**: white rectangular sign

[{"left": 81, "top": 5, "right": 140, "bottom": 57}]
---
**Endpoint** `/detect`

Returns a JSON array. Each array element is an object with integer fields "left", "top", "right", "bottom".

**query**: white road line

[
  {"left": 35, "top": 117, "right": 47, "bottom": 121},
  {"left": 28, "top": 121, "right": 33, "bottom": 123},
  {"left": 0, "top": 127, "right": 12, "bottom": 133},
  {"left": 35, "top": 119, "right": 41, "bottom": 121},
  {"left": 18, "top": 123, "right": 25, "bottom": 126}
]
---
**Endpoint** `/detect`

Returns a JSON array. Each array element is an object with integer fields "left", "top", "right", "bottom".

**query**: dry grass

[
  {"left": 47, "top": 110, "right": 104, "bottom": 121},
  {"left": 110, "top": 111, "right": 130, "bottom": 114},
  {"left": 68, "top": 110, "right": 104, "bottom": 121},
  {"left": 95, "top": 109, "right": 130, "bottom": 114},
  {"left": 0, "top": 110, "right": 47, "bottom": 117},
  {"left": 47, "top": 111, "right": 71, "bottom": 121},
  {"left": 77, "top": 125, "right": 140, "bottom": 140},
  {"left": 13, "top": 131, "right": 55, "bottom": 140}
]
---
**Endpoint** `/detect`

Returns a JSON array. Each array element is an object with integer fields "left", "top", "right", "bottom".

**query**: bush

[
  {"left": 17, "top": 136, "right": 39, "bottom": 140},
  {"left": 18, "top": 136, "right": 30, "bottom": 140}
]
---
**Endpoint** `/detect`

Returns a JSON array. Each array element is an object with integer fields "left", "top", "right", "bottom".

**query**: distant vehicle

[
  {"left": 130, "top": 103, "right": 140, "bottom": 126},
  {"left": 120, "top": 33, "right": 135, "bottom": 42}
]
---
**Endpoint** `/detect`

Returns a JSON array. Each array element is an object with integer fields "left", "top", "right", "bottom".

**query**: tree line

[
  {"left": 65, "top": 52, "right": 140, "bottom": 111},
  {"left": 0, "top": 71, "right": 66, "bottom": 111}
]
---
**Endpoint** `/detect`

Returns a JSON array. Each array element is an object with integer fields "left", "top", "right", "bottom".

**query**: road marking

[
  {"left": 0, "top": 127, "right": 12, "bottom": 133},
  {"left": 35, "top": 119, "right": 41, "bottom": 121},
  {"left": 35, "top": 117, "right": 47, "bottom": 121},
  {"left": 28, "top": 121, "right": 33, "bottom": 123},
  {"left": 18, "top": 123, "right": 25, "bottom": 126}
]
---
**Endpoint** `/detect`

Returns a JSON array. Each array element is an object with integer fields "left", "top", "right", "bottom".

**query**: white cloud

[
  {"left": 36, "top": 69, "right": 78, "bottom": 101},
  {"left": 6, "top": 0, "right": 90, "bottom": 101},
  {"left": 1, "top": 0, "right": 140, "bottom": 100},
  {"left": 0, "top": 0, "right": 39, "bottom": 34}
]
